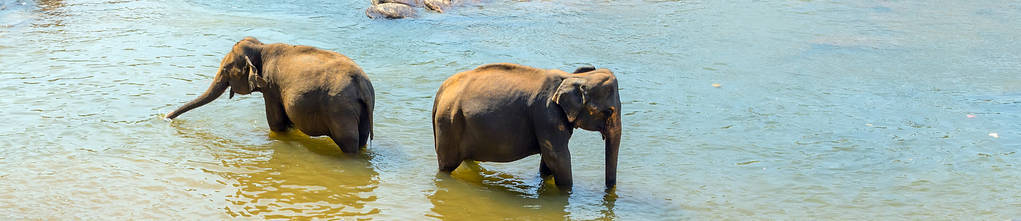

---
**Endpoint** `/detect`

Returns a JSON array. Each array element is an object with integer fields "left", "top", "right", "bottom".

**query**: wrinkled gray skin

[
  {"left": 432, "top": 63, "right": 622, "bottom": 191},
  {"left": 166, "top": 37, "right": 375, "bottom": 154},
  {"left": 366, "top": 2, "right": 416, "bottom": 19}
]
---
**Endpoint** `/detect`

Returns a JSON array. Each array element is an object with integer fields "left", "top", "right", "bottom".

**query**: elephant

[
  {"left": 166, "top": 37, "right": 375, "bottom": 154},
  {"left": 431, "top": 63, "right": 622, "bottom": 190},
  {"left": 366, "top": 2, "right": 416, "bottom": 19}
]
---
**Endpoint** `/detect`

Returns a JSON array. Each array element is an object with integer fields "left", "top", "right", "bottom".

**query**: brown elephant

[
  {"left": 166, "top": 37, "right": 375, "bottom": 154},
  {"left": 431, "top": 63, "right": 622, "bottom": 190}
]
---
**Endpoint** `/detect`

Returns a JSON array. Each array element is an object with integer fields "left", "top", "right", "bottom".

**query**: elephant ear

[
  {"left": 245, "top": 55, "right": 264, "bottom": 90},
  {"left": 551, "top": 78, "right": 587, "bottom": 123}
]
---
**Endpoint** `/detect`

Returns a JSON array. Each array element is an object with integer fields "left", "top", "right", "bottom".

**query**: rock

[
  {"left": 366, "top": 3, "right": 417, "bottom": 19},
  {"left": 424, "top": 0, "right": 451, "bottom": 13},
  {"left": 379, "top": 0, "right": 423, "bottom": 7}
]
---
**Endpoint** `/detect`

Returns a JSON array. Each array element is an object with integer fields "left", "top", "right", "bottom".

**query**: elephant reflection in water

[
  {"left": 172, "top": 125, "right": 380, "bottom": 219},
  {"left": 226, "top": 131, "right": 381, "bottom": 218},
  {"left": 427, "top": 162, "right": 617, "bottom": 220}
]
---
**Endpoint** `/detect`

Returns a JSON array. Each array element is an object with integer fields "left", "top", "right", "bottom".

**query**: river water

[{"left": 1, "top": 0, "right": 1019, "bottom": 219}]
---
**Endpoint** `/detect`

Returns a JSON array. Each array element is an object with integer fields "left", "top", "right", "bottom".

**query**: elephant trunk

[
  {"left": 166, "top": 72, "right": 228, "bottom": 119},
  {"left": 603, "top": 108, "right": 621, "bottom": 190}
]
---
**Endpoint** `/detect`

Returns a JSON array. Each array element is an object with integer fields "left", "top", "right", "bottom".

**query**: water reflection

[
  {"left": 29, "top": 0, "right": 66, "bottom": 30},
  {"left": 427, "top": 161, "right": 618, "bottom": 220},
  {"left": 172, "top": 125, "right": 381, "bottom": 219},
  {"left": 600, "top": 192, "right": 617, "bottom": 220},
  {"left": 36, "top": 0, "right": 63, "bottom": 11}
]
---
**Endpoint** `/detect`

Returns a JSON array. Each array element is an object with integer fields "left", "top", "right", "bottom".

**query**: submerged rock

[{"left": 366, "top": 3, "right": 417, "bottom": 19}]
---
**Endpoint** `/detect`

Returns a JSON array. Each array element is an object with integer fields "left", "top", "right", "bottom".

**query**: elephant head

[
  {"left": 552, "top": 67, "right": 622, "bottom": 189},
  {"left": 166, "top": 37, "right": 266, "bottom": 119}
]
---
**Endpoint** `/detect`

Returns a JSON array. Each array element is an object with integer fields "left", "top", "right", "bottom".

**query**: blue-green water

[{"left": 1, "top": 0, "right": 1019, "bottom": 219}]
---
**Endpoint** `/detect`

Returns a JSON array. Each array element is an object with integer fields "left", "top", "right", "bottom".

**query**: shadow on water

[
  {"left": 427, "top": 161, "right": 618, "bottom": 220},
  {"left": 169, "top": 123, "right": 381, "bottom": 219}
]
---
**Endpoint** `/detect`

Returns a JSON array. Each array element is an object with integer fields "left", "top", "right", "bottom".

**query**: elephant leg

[
  {"left": 434, "top": 110, "right": 463, "bottom": 172},
  {"left": 540, "top": 149, "right": 573, "bottom": 190},
  {"left": 264, "top": 96, "right": 292, "bottom": 132},
  {"left": 327, "top": 117, "right": 361, "bottom": 154},
  {"left": 438, "top": 158, "right": 462, "bottom": 173},
  {"left": 539, "top": 158, "right": 552, "bottom": 177},
  {"left": 535, "top": 120, "right": 574, "bottom": 190},
  {"left": 435, "top": 132, "right": 462, "bottom": 172}
]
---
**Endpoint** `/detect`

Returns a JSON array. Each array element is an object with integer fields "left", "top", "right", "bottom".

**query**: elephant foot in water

[{"left": 366, "top": 3, "right": 416, "bottom": 19}]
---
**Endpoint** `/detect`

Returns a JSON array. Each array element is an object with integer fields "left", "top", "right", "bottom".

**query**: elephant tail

[
  {"left": 361, "top": 97, "right": 374, "bottom": 141},
  {"left": 356, "top": 73, "right": 375, "bottom": 144},
  {"left": 353, "top": 92, "right": 374, "bottom": 148}
]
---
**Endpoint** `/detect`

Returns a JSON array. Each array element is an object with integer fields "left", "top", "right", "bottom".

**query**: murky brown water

[{"left": 1, "top": 0, "right": 1020, "bottom": 219}]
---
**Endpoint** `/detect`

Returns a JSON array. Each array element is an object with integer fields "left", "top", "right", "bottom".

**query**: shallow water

[{"left": 1, "top": 0, "right": 1020, "bottom": 219}]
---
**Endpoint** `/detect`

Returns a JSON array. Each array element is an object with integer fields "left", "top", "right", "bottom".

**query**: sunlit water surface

[{"left": 1, "top": 0, "right": 1019, "bottom": 219}]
